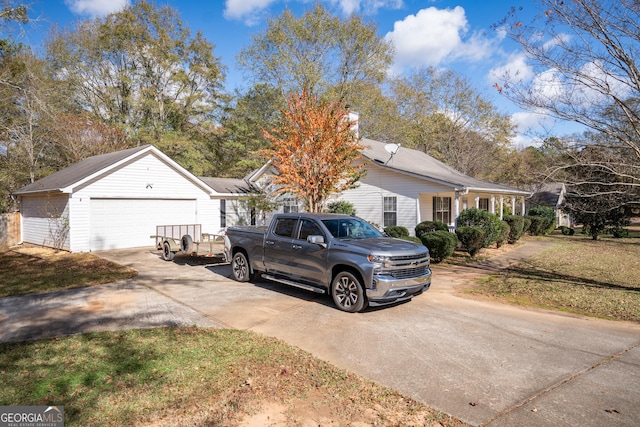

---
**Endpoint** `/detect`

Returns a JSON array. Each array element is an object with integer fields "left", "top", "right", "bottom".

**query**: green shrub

[
  {"left": 503, "top": 215, "right": 525, "bottom": 243},
  {"left": 415, "top": 220, "right": 449, "bottom": 237},
  {"left": 527, "top": 215, "right": 550, "bottom": 236},
  {"left": 528, "top": 205, "right": 555, "bottom": 224},
  {"left": 559, "top": 226, "right": 575, "bottom": 236},
  {"left": 611, "top": 227, "right": 629, "bottom": 238},
  {"left": 527, "top": 206, "right": 556, "bottom": 235},
  {"left": 326, "top": 200, "right": 356, "bottom": 215},
  {"left": 385, "top": 225, "right": 409, "bottom": 238},
  {"left": 496, "top": 221, "right": 510, "bottom": 248},
  {"left": 522, "top": 217, "right": 532, "bottom": 234},
  {"left": 455, "top": 226, "right": 485, "bottom": 257},
  {"left": 419, "top": 231, "right": 457, "bottom": 263},
  {"left": 457, "top": 208, "right": 502, "bottom": 248}
]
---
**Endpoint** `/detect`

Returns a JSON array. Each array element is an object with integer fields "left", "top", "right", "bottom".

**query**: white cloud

[
  {"left": 489, "top": 53, "right": 534, "bottom": 85},
  {"left": 531, "top": 68, "right": 566, "bottom": 102},
  {"left": 64, "top": 0, "right": 129, "bottom": 17},
  {"left": 224, "top": 0, "right": 403, "bottom": 24},
  {"left": 510, "top": 111, "right": 555, "bottom": 148},
  {"left": 224, "top": 0, "right": 277, "bottom": 24},
  {"left": 330, "top": 0, "right": 403, "bottom": 15},
  {"left": 384, "top": 6, "right": 493, "bottom": 71}
]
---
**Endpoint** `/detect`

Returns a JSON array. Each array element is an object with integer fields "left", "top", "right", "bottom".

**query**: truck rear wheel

[
  {"left": 331, "top": 271, "right": 366, "bottom": 313},
  {"left": 231, "top": 251, "right": 252, "bottom": 282}
]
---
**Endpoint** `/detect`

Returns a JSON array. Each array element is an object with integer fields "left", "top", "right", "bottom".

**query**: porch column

[
  {"left": 511, "top": 197, "right": 516, "bottom": 215},
  {"left": 521, "top": 196, "right": 526, "bottom": 216},
  {"left": 454, "top": 192, "right": 460, "bottom": 228},
  {"left": 475, "top": 195, "right": 480, "bottom": 209},
  {"left": 490, "top": 195, "right": 496, "bottom": 214},
  {"left": 499, "top": 195, "right": 504, "bottom": 219},
  {"left": 416, "top": 198, "right": 421, "bottom": 224}
]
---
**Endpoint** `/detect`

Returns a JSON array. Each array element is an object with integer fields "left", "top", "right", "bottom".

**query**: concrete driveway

[{"left": 4, "top": 242, "right": 640, "bottom": 426}]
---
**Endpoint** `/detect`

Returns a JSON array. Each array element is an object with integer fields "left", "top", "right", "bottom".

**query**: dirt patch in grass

[
  {"left": 0, "top": 328, "right": 467, "bottom": 427},
  {"left": 0, "top": 245, "right": 137, "bottom": 298},
  {"left": 461, "top": 233, "right": 640, "bottom": 322}
]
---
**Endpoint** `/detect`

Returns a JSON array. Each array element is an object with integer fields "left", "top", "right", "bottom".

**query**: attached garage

[
  {"left": 89, "top": 198, "right": 197, "bottom": 250},
  {"left": 15, "top": 145, "right": 222, "bottom": 252}
]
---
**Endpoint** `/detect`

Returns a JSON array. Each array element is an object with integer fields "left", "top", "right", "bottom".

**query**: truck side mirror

[{"left": 307, "top": 235, "right": 326, "bottom": 248}]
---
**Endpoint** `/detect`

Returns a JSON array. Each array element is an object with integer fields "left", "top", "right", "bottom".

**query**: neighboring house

[
  {"left": 14, "top": 145, "right": 253, "bottom": 252},
  {"left": 527, "top": 182, "right": 573, "bottom": 227},
  {"left": 248, "top": 138, "right": 531, "bottom": 235}
]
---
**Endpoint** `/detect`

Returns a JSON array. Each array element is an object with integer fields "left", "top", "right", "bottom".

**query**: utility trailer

[{"left": 151, "top": 224, "right": 225, "bottom": 261}]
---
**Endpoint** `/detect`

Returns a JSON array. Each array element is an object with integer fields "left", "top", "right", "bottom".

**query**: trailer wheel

[
  {"left": 231, "top": 252, "right": 251, "bottom": 282},
  {"left": 162, "top": 241, "right": 175, "bottom": 261},
  {"left": 181, "top": 234, "right": 194, "bottom": 253}
]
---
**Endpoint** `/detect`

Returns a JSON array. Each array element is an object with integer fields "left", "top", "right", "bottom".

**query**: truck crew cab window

[
  {"left": 298, "top": 219, "right": 323, "bottom": 240},
  {"left": 274, "top": 218, "right": 297, "bottom": 237}
]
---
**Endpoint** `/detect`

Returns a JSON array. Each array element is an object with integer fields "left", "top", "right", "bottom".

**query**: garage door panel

[{"left": 90, "top": 199, "right": 196, "bottom": 250}]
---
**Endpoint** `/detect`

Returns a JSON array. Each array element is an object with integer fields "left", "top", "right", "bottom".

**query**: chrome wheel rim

[
  {"left": 335, "top": 276, "right": 358, "bottom": 308},
  {"left": 233, "top": 255, "right": 247, "bottom": 280}
]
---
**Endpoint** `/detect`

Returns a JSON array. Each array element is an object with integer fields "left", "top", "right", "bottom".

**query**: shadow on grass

[
  {"left": 0, "top": 329, "right": 171, "bottom": 426},
  {"left": 499, "top": 262, "right": 640, "bottom": 294}
]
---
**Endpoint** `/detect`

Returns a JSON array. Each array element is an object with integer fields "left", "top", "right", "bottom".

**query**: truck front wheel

[
  {"left": 331, "top": 271, "right": 367, "bottom": 313},
  {"left": 231, "top": 252, "right": 252, "bottom": 282}
]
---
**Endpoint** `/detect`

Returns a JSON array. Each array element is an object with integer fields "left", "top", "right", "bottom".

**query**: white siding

[
  {"left": 70, "top": 151, "right": 215, "bottom": 252},
  {"left": 342, "top": 164, "right": 450, "bottom": 235},
  {"left": 21, "top": 194, "right": 70, "bottom": 250}
]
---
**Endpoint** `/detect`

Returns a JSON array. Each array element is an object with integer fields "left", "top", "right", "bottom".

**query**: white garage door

[{"left": 90, "top": 198, "right": 197, "bottom": 250}]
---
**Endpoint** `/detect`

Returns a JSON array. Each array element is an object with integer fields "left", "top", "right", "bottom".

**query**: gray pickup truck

[{"left": 224, "top": 213, "right": 431, "bottom": 312}]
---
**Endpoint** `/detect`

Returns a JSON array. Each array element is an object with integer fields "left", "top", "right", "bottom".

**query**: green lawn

[
  {"left": 0, "top": 328, "right": 465, "bottom": 426},
  {"left": 463, "top": 231, "right": 640, "bottom": 322}
]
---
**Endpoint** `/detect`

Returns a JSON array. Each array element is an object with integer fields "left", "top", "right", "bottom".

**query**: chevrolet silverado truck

[{"left": 223, "top": 213, "right": 432, "bottom": 312}]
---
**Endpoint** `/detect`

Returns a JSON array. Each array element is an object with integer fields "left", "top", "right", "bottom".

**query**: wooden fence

[{"left": 0, "top": 212, "right": 20, "bottom": 250}]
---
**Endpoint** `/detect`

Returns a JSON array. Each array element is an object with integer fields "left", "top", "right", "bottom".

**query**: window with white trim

[
  {"left": 433, "top": 197, "right": 451, "bottom": 224},
  {"left": 479, "top": 198, "right": 489, "bottom": 211},
  {"left": 220, "top": 199, "right": 227, "bottom": 228},
  {"left": 383, "top": 196, "right": 397, "bottom": 227},
  {"left": 282, "top": 197, "right": 299, "bottom": 213}
]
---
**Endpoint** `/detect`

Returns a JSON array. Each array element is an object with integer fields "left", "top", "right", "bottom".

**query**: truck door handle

[
  {"left": 265, "top": 240, "right": 275, "bottom": 245},
  {"left": 292, "top": 244, "right": 303, "bottom": 250}
]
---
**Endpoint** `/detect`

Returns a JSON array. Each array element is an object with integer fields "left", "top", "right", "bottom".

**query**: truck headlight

[{"left": 368, "top": 254, "right": 390, "bottom": 268}]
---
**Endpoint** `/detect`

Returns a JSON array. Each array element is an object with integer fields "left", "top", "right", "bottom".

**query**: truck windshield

[{"left": 321, "top": 217, "right": 383, "bottom": 240}]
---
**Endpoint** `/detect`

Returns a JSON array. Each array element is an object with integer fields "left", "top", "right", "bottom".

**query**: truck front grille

[
  {"left": 375, "top": 252, "right": 430, "bottom": 279},
  {"left": 389, "top": 252, "right": 429, "bottom": 262},
  {"left": 388, "top": 265, "right": 430, "bottom": 279}
]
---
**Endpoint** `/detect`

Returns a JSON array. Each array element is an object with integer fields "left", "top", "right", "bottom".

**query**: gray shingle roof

[
  {"left": 198, "top": 177, "right": 254, "bottom": 195},
  {"left": 14, "top": 145, "right": 152, "bottom": 195},
  {"left": 529, "top": 183, "right": 565, "bottom": 207},
  {"left": 361, "top": 138, "right": 529, "bottom": 195}
]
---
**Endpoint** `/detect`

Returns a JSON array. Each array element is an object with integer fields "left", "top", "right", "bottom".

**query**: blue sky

[{"left": 18, "top": 0, "right": 573, "bottom": 146}]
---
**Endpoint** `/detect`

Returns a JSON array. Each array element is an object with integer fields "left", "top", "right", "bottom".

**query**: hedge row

[{"left": 385, "top": 208, "right": 557, "bottom": 263}]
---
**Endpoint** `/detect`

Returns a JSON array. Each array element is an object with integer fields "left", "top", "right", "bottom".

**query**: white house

[
  {"left": 248, "top": 138, "right": 531, "bottom": 235},
  {"left": 15, "top": 136, "right": 530, "bottom": 251},
  {"left": 14, "top": 145, "right": 253, "bottom": 252}
]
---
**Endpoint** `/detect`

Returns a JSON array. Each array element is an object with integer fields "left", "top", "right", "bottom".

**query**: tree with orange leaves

[{"left": 262, "top": 90, "right": 363, "bottom": 213}]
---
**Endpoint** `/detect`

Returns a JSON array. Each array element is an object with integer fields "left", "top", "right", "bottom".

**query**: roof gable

[{"left": 14, "top": 145, "right": 213, "bottom": 195}]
